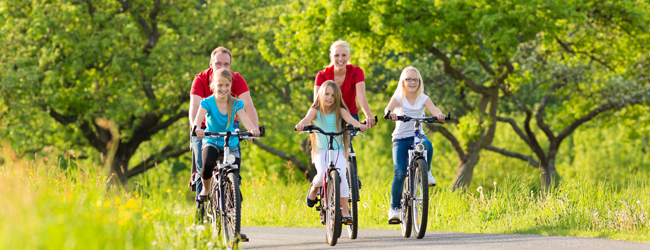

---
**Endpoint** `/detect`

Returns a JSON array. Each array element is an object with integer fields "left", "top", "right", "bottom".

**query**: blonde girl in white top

[{"left": 383, "top": 66, "right": 446, "bottom": 220}]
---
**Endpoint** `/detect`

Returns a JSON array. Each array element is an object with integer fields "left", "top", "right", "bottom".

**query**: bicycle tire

[
  {"left": 401, "top": 175, "right": 412, "bottom": 238},
  {"left": 325, "top": 169, "right": 341, "bottom": 246},
  {"left": 346, "top": 157, "right": 359, "bottom": 239},
  {"left": 412, "top": 158, "right": 429, "bottom": 239},
  {"left": 208, "top": 184, "right": 221, "bottom": 236},
  {"left": 221, "top": 172, "right": 241, "bottom": 250}
]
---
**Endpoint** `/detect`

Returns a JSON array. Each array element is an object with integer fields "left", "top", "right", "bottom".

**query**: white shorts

[{"left": 312, "top": 149, "right": 349, "bottom": 198}]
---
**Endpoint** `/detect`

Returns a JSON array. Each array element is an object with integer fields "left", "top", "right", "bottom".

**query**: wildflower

[
  {"left": 166, "top": 189, "right": 171, "bottom": 193},
  {"left": 477, "top": 186, "right": 483, "bottom": 193},
  {"left": 196, "top": 225, "right": 206, "bottom": 232},
  {"left": 493, "top": 181, "right": 497, "bottom": 186},
  {"left": 637, "top": 200, "right": 641, "bottom": 205}
]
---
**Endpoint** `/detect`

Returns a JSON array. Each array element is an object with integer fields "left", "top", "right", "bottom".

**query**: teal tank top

[{"left": 313, "top": 110, "right": 343, "bottom": 150}]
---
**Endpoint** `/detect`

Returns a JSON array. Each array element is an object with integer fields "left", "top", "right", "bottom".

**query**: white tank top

[{"left": 391, "top": 94, "right": 430, "bottom": 140}]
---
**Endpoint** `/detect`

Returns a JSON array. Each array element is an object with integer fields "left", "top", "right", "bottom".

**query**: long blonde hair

[
  {"left": 310, "top": 80, "right": 351, "bottom": 155},
  {"left": 210, "top": 68, "right": 237, "bottom": 129},
  {"left": 393, "top": 66, "right": 425, "bottom": 105}
]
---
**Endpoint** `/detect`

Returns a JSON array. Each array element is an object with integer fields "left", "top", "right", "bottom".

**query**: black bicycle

[
  {"left": 345, "top": 115, "right": 375, "bottom": 239},
  {"left": 193, "top": 126, "right": 265, "bottom": 249},
  {"left": 384, "top": 111, "right": 450, "bottom": 239},
  {"left": 296, "top": 124, "right": 363, "bottom": 246}
]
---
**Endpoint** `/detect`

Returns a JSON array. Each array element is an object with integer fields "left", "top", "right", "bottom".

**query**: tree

[
  {"left": 486, "top": 0, "right": 650, "bottom": 190},
  {"left": 261, "top": 0, "right": 569, "bottom": 189},
  {"left": 0, "top": 0, "right": 269, "bottom": 183}
]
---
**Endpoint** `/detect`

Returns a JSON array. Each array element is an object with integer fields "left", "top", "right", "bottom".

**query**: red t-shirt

[
  {"left": 315, "top": 64, "right": 365, "bottom": 115},
  {"left": 191, "top": 68, "right": 249, "bottom": 127}
]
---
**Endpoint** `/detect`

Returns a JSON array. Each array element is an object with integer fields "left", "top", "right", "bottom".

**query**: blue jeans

[
  {"left": 390, "top": 136, "right": 433, "bottom": 209},
  {"left": 193, "top": 122, "right": 242, "bottom": 203},
  {"left": 351, "top": 113, "right": 359, "bottom": 121}
]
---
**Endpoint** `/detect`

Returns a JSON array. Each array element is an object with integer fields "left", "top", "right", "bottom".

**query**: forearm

[
  {"left": 245, "top": 105, "right": 259, "bottom": 128},
  {"left": 189, "top": 95, "right": 202, "bottom": 127}
]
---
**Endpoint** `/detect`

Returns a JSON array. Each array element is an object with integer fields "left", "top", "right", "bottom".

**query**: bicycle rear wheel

[
  {"left": 221, "top": 172, "right": 241, "bottom": 250},
  {"left": 325, "top": 170, "right": 341, "bottom": 246},
  {"left": 346, "top": 157, "right": 359, "bottom": 239},
  {"left": 400, "top": 175, "right": 412, "bottom": 238},
  {"left": 412, "top": 158, "right": 429, "bottom": 239}
]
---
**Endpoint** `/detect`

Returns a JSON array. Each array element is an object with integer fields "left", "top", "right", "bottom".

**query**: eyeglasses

[{"left": 405, "top": 78, "right": 420, "bottom": 83}]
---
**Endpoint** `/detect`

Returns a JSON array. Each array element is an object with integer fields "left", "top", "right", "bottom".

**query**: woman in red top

[{"left": 314, "top": 41, "right": 376, "bottom": 128}]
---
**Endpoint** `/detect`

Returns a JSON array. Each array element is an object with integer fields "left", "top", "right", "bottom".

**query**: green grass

[
  {"left": 241, "top": 172, "right": 650, "bottom": 242},
  {"left": 1, "top": 151, "right": 649, "bottom": 250}
]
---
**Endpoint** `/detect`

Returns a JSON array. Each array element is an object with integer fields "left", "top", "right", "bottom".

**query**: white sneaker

[
  {"left": 388, "top": 207, "right": 400, "bottom": 221},
  {"left": 427, "top": 171, "right": 436, "bottom": 186}
]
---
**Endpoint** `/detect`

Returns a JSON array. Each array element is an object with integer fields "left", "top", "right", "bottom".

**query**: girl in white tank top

[{"left": 383, "top": 66, "right": 447, "bottom": 219}]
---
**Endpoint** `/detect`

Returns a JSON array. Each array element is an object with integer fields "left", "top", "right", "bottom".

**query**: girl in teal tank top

[{"left": 295, "top": 80, "right": 367, "bottom": 224}]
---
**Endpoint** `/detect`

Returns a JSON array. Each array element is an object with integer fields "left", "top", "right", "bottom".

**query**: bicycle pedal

[
  {"left": 315, "top": 206, "right": 322, "bottom": 211},
  {"left": 240, "top": 237, "right": 249, "bottom": 242},
  {"left": 429, "top": 183, "right": 436, "bottom": 187},
  {"left": 388, "top": 219, "right": 401, "bottom": 224}
]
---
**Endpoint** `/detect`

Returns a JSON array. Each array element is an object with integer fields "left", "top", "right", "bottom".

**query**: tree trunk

[
  {"left": 110, "top": 153, "right": 130, "bottom": 185},
  {"left": 452, "top": 142, "right": 481, "bottom": 190},
  {"left": 540, "top": 147, "right": 558, "bottom": 192}
]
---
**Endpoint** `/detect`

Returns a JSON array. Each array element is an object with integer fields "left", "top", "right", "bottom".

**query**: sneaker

[
  {"left": 427, "top": 171, "right": 436, "bottom": 186},
  {"left": 388, "top": 207, "right": 400, "bottom": 221}
]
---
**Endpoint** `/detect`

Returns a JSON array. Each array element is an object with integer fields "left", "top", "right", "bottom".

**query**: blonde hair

[
  {"left": 310, "top": 80, "right": 351, "bottom": 155},
  {"left": 210, "top": 68, "right": 237, "bottom": 129},
  {"left": 210, "top": 46, "right": 232, "bottom": 66},
  {"left": 328, "top": 40, "right": 351, "bottom": 66},
  {"left": 393, "top": 66, "right": 425, "bottom": 105}
]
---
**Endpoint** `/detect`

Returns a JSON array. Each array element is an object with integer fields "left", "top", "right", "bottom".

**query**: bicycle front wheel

[
  {"left": 221, "top": 172, "right": 241, "bottom": 250},
  {"left": 346, "top": 157, "right": 359, "bottom": 239},
  {"left": 400, "top": 175, "right": 412, "bottom": 238},
  {"left": 325, "top": 170, "right": 341, "bottom": 246},
  {"left": 412, "top": 158, "right": 429, "bottom": 239}
]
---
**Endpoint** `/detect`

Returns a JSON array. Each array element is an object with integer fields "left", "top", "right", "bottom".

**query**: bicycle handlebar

[
  {"left": 383, "top": 110, "right": 452, "bottom": 124},
  {"left": 294, "top": 124, "right": 361, "bottom": 136},
  {"left": 192, "top": 125, "right": 266, "bottom": 138}
]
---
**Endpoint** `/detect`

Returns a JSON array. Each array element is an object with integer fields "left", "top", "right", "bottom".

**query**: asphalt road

[{"left": 240, "top": 227, "right": 649, "bottom": 250}]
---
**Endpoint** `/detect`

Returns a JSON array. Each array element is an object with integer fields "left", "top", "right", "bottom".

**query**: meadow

[{"left": 1, "top": 131, "right": 649, "bottom": 250}]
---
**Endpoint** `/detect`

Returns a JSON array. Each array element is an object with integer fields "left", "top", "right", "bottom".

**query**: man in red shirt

[{"left": 188, "top": 47, "right": 259, "bottom": 207}]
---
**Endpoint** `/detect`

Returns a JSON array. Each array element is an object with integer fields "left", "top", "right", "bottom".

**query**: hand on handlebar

[
  {"left": 359, "top": 124, "right": 368, "bottom": 132},
  {"left": 249, "top": 128, "right": 260, "bottom": 137},
  {"left": 388, "top": 112, "right": 398, "bottom": 122},
  {"left": 436, "top": 113, "right": 446, "bottom": 122},
  {"left": 295, "top": 123, "right": 305, "bottom": 132},
  {"left": 195, "top": 128, "right": 205, "bottom": 139}
]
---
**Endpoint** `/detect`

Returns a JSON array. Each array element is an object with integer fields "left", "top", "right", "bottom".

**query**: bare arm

[
  {"left": 340, "top": 108, "right": 366, "bottom": 131},
  {"left": 295, "top": 108, "right": 318, "bottom": 131},
  {"left": 189, "top": 94, "right": 203, "bottom": 127},
  {"left": 355, "top": 81, "right": 375, "bottom": 128},
  {"left": 192, "top": 107, "right": 208, "bottom": 138},
  {"left": 384, "top": 97, "right": 400, "bottom": 121},
  {"left": 424, "top": 98, "right": 446, "bottom": 121},
  {"left": 238, "top": 91, "right": 259, "bottom": 128},
  {"left": 314, "top": 85, "right": 320, "bottom": 102},
  {"left": 236, "top": 108, "right": 260, "bottom": 137}
]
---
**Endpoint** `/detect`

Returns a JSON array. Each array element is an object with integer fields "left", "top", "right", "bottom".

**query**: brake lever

[
  {"left": 356, "top": 132, "right": 366, "bottom": 138},
  {"left": 298, "top": 131, "right": 312, "bottom": 135}
]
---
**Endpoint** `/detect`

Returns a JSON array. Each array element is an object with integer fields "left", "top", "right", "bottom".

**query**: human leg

[
  {"left": 199, "top": 146, "right": 222, "bottom": 198},
  {"left": 390, "top": 138, "right": 411, "bottom": 209},
  {"left": 421, "top": 136, "right": 436, "bottom": 186},
  {"left": 331, "top": 150, "right": 350, "bottom": 217},
  {"left": 191, "top": 136, "right": 204, "bottom": 201}
]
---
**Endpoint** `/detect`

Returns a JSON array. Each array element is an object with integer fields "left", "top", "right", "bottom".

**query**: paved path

[{"left": 241, "top": 227, "right": 649, "bottom": 250}]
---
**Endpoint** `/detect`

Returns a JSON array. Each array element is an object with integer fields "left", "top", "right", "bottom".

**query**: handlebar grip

[
  {"left": 383, "top": 110, "right": 391, "bottom": 120},
  {"left": 446, "top": 112, "right": 452, "bottom": 121},
  {"left": 259, "top": 125, "right": 266, "bottom": 137}
]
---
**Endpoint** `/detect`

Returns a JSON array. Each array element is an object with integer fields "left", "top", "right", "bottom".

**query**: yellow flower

[
  {"left": 115, "top": 197, "right": 121, "bottom": 204},
  {"left": 125, "top": 198, "right": 137, "bottom": 209},
  {"left": 166, "top": 189, "right": 171, "bottom": 193},
  {"left": 119, "top": 220, "right": 126, "bottom": 226}
]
